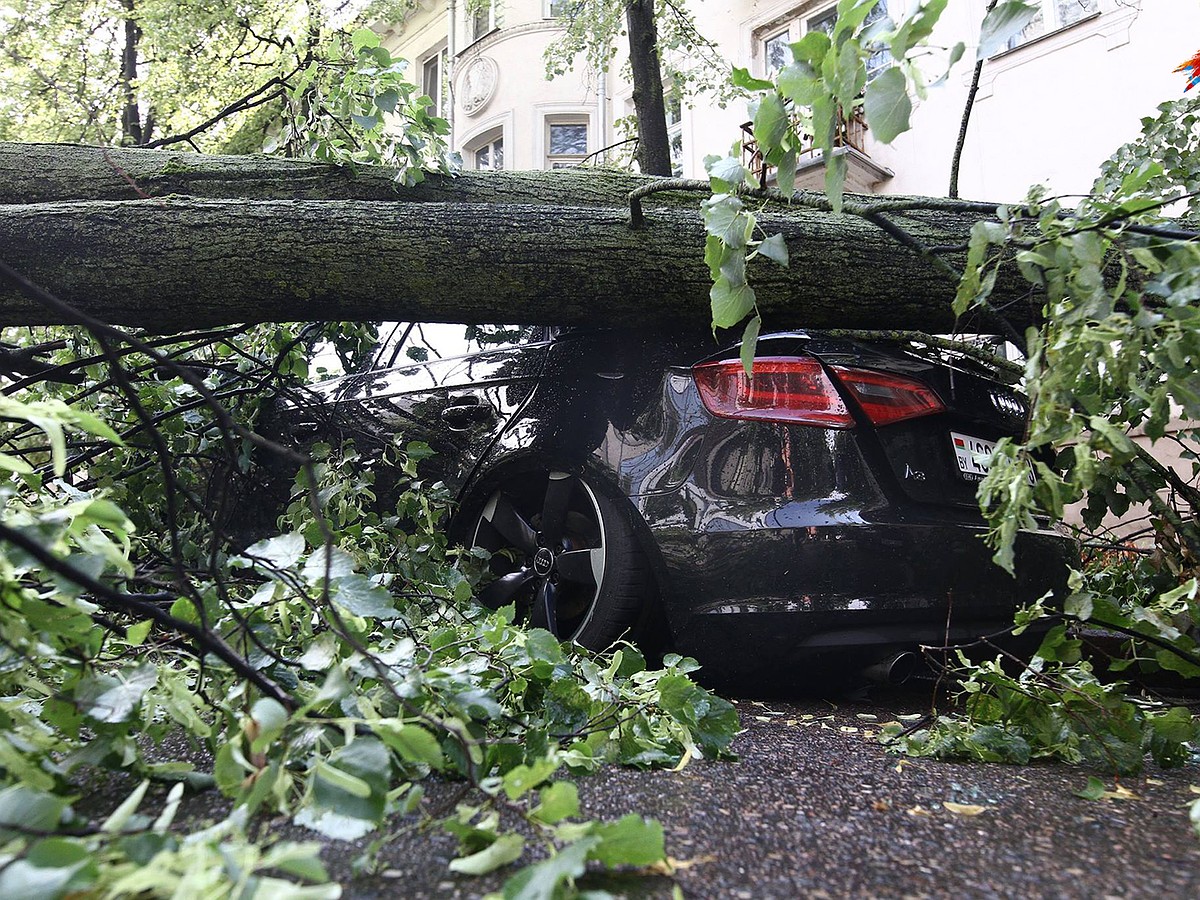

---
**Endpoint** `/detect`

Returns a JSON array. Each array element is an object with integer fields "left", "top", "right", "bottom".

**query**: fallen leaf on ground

[
  {"left": 943, "top": 801, "right": 987, "bottom": 816},
  {"left": 872, "top": 799, "right": 892, "bottom": 812},
  {"left": 646, "top": 854, "right": 718, "bottom": 875},
  {"left": 1076, "top": 776, "right": 1139, "bottom": 801},
  {"left": 906, "top": 805, "right": 933, "bottom": 817},
  {"left": 671, "top": 746, "right": 693, "bottom": 773}
]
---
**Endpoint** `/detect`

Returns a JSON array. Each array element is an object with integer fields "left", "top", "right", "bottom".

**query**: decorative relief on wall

[{"left": 461, "top": 56, "right": 498, "bottom": 116}]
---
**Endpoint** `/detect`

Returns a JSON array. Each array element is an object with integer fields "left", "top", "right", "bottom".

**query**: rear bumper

[{"left": 651, "top": 517, "right": 1075, "bottom": 672}]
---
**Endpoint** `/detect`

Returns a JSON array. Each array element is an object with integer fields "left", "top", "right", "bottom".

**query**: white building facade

[{"left": 382, "top": 0, "right": 1199, "bottom": 201}]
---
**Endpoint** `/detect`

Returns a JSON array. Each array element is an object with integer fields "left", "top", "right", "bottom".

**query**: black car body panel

[{"left": 286, "top": 326, "right": 1074, "bottom": 676}]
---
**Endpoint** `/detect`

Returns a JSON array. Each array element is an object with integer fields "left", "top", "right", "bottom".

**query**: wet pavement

[
  {"left": 338, "top": 685, "right": 1200, "bottom": 898},
  {"left": 72, "top": 683, "right": 1200, "bottom": 898}
]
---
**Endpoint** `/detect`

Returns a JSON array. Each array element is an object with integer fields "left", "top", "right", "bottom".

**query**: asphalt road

[{"left": 340, "top": 684, "right": 1200, "bottom": 899}]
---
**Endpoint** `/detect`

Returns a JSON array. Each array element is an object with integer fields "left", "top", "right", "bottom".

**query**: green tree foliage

[{"left": 0, "top": 0, "right": 438, "bottom": 159}]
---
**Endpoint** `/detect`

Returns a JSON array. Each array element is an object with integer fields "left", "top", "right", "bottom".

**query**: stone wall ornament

[{"left": 461, "top": 56, "right": 498, "bottom": 116}]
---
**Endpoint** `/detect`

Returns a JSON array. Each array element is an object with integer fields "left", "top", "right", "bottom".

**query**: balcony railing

[{"left": 741, "top": 106, "right": 869, "bottom": 189}]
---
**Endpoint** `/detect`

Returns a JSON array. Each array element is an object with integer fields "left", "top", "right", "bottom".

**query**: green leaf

[
  {"left": 76, "top": 663, "right": 157, "bottom": 723},
  {"left": 1075, "top": 776, "right": 1107, "bottom": 801},
  {"left": 0, "top": 859, "right": 87, "bottom": 900},
  {"left": 0, "top": 786, "right": 69, "bottom": 832},
  {"left": 863, "top": 66, "right": 912, "bottom": 144},
  {"left": 500, "top": 837, "right": 598, "bottom": 900},
  {"left": 214, "top": 742, "right": 246, "bottom": 796},
  {"left": 351, "top": 28, "right": 381, "bottom": 52},
  {"left": 730, "top": 66, "right": 775, "bottom": 92},
  {"left": 791, "top": 29, "right": 832, "bottom": 66},
  {"left": 250, "top": 697, "right": 289, "bottom": 750},
  {"left": 531, "top": 782, "right": 579, "bottom": 824},
  {"left": 777, "top": 61, "right": 822, "bottom": 105},
  {"left": 124, "top": 619, "right": 152, "bottom": 646},
  {"left": 241, "top": 532, "right": 305, "bottom": 570},
  {"left": 351, "top": 113, "right": 380, "bottom": 130},
  {"left": 824, "top": 151, "right": 847, "bottom": 213},
  {"left": 811, "top": 91, "right": 837, "bottom": 154},
  {"left": 588, "top": 815, "right": 665, "bottom": 867},
  {"left": 740, "top": 316, "right": 761, "bottom": 377},
  {"left": 753, "top": 93, "right": 789, "bottom": 155},
  {"left": 892, "top": 0, "right": 947, "bottom": 58},
  {"left": 260, "top": 843, "right": 332, "bottom": 884},
  {"left": 656, "top": 674, "right": 740, "bottom": 757},
  {"left": 315, "top": 762, "right": 373, "bottom": 799},
  {"left": 302, "top": 738, "right": 390, "bottom": 837},
  {"left": 331, "top": 573, "right": 398, "bottom": 618},
  {"left": 978, "top": 1, "right": 1039, "bottom": 59},
  {"left": 755, "top": 234, "right": 789, "bottom": 266},
  {"left": 449, "top": 832, "right": 525, "bottom": 875},
  {"left": 777, "top": 147, "right": 797, "bottom": 198},
  {"left": 702, "top": 195, "right": 750, "bottom": 248},
  {"left": 26, "top": 838, "right": 90, "bottom": 869},
  {"left": 0, "top": 451, "right": 33, "bottom": 474},
  {"left": 1063, "top": 592, "right": 1093, "bottom": 621},
  {"left": 77, "top": 499, "right": 129, "bottom": 528},
  {"left": 302, "top": 547, "right": 356, "bottom": 583},
  {"left": 831, "top": 0, "right": 878, "bottom": 42},
  {"left": 100, "top": 779, "right": 149, "bottom": 833},
  {"left": 710, "top": 277, "right": 756, "bottom": 330},
  {"left": 830, "top": 38, "right": 865, "bottom": 105},
  {"left": 378, "top": 723, "right": 444, "bottom": 769},
  {"left": 502, "top": 756, "right": 560, "bottom": 800},
  {"left": 375, "top": 88, "right": 400, "bottom": 114}
]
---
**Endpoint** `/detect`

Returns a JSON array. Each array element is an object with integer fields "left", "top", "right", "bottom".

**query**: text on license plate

[{"left": 951, "top": 432, "right": 995, "bottom": 480}]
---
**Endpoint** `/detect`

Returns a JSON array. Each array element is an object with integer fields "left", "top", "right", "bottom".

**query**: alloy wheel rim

[{"left": 471, "top": 471, "right": 607, "bottom": 638}]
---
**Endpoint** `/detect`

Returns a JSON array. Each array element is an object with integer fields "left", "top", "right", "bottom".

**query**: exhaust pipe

[{"left": 860, "top": 651, "right": 918, "bottom": 685}]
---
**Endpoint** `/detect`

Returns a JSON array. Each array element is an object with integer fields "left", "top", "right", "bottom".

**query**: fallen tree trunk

[
  {"left": 0, "top": 143, "right": 694, "bottom": 207},
  {"left": 0, "top": 142, "right": 1039, "bottom": 332}
]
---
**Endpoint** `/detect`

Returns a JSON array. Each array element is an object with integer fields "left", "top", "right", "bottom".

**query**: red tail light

[
  {"left": 693, "top": 357, "right": 855, "bottom": 428},
  {"left": 693, "top": 356, "right": 945, "bottom": 428},
  {"left": 828, "top": 365, "right": 945, "bottom": 426}
]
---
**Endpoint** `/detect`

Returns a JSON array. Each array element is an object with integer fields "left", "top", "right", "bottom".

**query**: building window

[
  {"left": 469, "top": 0, "right": 496, "bottom": 43},
  {"left": 546, "top": 120, "right": 588, "bottom": 168},
  {"left": 545, "top": 0, "right": 575, "bottom": 16},
  {"left": 473, "top": 135, "right": 504, "bottom": 170},
  {"left": 1006, "top": 0, "right": 1099, "bottom": 50},
  {"left": 759, "top": 1, "right": 891, "bottom": 81},
  {"left": 422, "top": 49, "right": 448, "bottom": 117},
  {"left": 763, "top": 29, "right": 792, "bottom": 79},
  {"left": 666, "top": 89, "right": 684, "bottom": 177}
]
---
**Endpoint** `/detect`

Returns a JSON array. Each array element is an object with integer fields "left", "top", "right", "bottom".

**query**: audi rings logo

[
  {"left": 533, "top": 547, "right": 555, "bottom": 576},
  {"left": 990, "top": 390, "right": 1026, "bottom": 417}
]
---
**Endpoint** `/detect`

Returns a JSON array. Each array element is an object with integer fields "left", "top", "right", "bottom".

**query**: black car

[{"left": 286, "top": 325, "right": 1073, "bottom": 681}]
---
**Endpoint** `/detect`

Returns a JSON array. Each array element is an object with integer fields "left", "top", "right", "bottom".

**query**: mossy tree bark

[{"left": 0, "top": 142, "right": 1039, "bottom": 332}]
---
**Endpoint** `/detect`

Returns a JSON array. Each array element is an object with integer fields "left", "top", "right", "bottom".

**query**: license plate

[{"left": 951, "top": 431, "right": 995, "bottom": 480}]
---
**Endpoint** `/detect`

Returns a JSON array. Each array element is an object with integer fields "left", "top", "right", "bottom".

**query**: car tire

[{"left": 469, "top": 469, "right": 653, "bottom": 650}]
